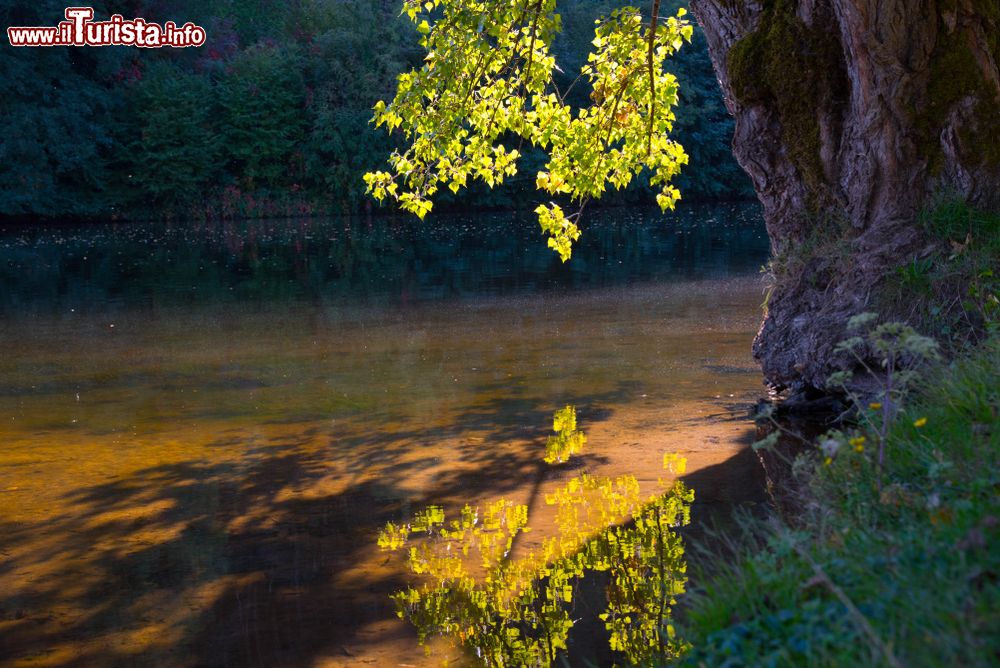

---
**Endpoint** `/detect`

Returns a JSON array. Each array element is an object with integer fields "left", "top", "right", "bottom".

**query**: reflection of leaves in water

[
  {"left": 377, "top": 407, "right": 693, "bottom": 666},
  {"left": 544, "top": 405, "right": 587, "bottom": 464}
]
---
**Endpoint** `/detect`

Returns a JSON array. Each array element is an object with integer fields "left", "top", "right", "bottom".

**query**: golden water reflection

[
  {"left": 380, "top": 408, "right": 693, "bottom": 666},
  {"left": 0, "top": 279, "right": 767, "bottom": 667}
]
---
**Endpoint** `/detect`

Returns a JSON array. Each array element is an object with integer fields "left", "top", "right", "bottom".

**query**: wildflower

[
  {"left": 869, "top": 402, "right": 882, "bottom": 410},
  {"left": 913, "top": 417, "right": 928, "bottom": 428},
  {"left": 824, "top": 457, "right": 833, "bottom": 466},
  {"left": 849, "top": 435, "right": 866, "bottom": 453},
  {"left": 820, "top": 438, "right": 841, "bottom": 458}
]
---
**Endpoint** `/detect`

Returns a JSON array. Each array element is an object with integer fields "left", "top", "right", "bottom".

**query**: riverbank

[{"left": 678, "top": 335, "right": 1000, "bottom": 666}]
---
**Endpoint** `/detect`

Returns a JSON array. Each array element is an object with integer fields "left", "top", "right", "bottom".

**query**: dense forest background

[{"left": 0, "top": 0, "right": 751, "bottom": 221}]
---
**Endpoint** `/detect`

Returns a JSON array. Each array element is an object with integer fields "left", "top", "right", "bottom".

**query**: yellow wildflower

[
  {"left": 824, "top": 457, "right": 833, "bottom": 466},
  {"left": 913, "top": 417, "right": 928, "bottom": 428},
  {"left": 869, "top": 402, "right": 882, "bottom": 410}
]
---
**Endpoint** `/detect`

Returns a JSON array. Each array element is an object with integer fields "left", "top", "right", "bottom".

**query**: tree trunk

[{"left": 689, "top": 0, "right": 1000, "bottom": 393}]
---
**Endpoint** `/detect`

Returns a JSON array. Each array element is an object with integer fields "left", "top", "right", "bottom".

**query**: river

[{"left": 0, "top": 204, "right": 770, "bottom": 666}]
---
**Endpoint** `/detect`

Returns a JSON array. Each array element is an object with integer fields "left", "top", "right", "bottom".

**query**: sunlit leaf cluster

[{"left": 365, "top": 1, "right": 693, "bottom": 260}]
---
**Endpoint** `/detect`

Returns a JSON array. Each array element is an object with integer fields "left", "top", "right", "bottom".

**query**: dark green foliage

[
  {"left": 122, "top": 62, "right": 220, "bottom": 212},
  {"left": 301, "top": 0, "right": 417, "bottom": 210},
  {"left": 1, "top": 0, "right": 750, "bottom": 220},
  {"left": 218, "top": 44, "right": 307, "bottom": 190},
  {"left": 686, "top": 599, "right": 862, "bottom": 666},
  {"left": 0, "top": 0, "right": 127, "bottom": 217},
  {"left": 669, "top": 9, "right": 754, "bottom": 200}
]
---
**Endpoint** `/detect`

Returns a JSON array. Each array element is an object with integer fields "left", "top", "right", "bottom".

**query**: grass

[
  {"left": 677, "top": 336, "right": 1000, "bottom": 667},
  {"left": 879, "top": 199, "right": 1000, "bottom": 349}
]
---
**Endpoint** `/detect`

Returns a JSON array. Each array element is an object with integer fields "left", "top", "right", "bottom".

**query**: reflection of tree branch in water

[
  {"left": 507, "top": 405, "right": 586, "bottom": 562},
  {"left": 377, "top": 406, "right": 694, "bottom": 666},
  {"left": 655, "top": 505, "right": 668, "bottom": 658}
]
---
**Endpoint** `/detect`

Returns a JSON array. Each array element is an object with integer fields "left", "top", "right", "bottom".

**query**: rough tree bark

[{"left": 688, "top": 0, "right": 1000, "bottom": 394}]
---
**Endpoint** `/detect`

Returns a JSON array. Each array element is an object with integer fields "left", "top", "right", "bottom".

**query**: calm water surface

[{"left": 0, "top": 205, "right": 771, "bottom": 666}]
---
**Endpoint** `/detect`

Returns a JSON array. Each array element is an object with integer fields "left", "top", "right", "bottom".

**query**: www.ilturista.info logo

[{"left": 7, "top": 7, "right": 206, "bottom": 48}]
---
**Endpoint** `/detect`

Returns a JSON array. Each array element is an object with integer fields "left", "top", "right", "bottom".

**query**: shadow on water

[
  {"left": 0, "top": 390, "right": 638, "bottom": 667},
  {"left": 2, "top": 454, "right": 456, "bottom": 664}
]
